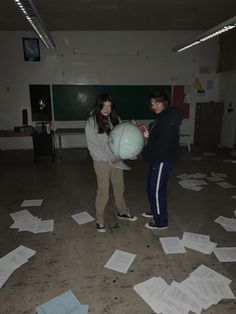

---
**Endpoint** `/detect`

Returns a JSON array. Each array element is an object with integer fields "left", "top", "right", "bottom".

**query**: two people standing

[{"left": 85, "top": 89, "right": 181, "bottom": 232}]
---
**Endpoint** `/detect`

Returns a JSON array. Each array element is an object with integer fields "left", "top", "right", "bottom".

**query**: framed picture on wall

[{"left": 22, "top": 38, "right": 40, "bottom": 61}]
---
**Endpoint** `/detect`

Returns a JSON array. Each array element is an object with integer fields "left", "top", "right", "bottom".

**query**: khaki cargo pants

[{"left": 93, "top": 160, "right": 128, "bottom": 224}]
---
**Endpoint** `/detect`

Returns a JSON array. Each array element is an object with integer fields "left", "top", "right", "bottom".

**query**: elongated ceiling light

[
  {"left": 173, "top": 16, "right": 236, "bottom": 52},
  {"left": 13, "top": 0, "right": 55, "bottom": 49}
]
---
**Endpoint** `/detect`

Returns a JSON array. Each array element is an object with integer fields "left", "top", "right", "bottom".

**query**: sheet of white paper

[
  {"left": 159, "top": 237, "right": 186, "bottom": 254},
  {"left": 187, "top": 278, "right": 222, "bottom": 306},
  {"left": 215, "top": 216, "right": 236, "bottom": 231},
  {"left": 211, "top": 172, "right": 227, "bottom": 177},
  {"left": 163, "top": 281, "right": 202, "bottom": 314},
  {"left": 206, "top": 176, "right": 224, "bottom": 182},
  {"left": 181, "top": 233, "right": 217, "bottom": 254},
  {"left": 179, "top": 183, "right": 203, "bottom": 191},
  {"left": 21, "top": 199, "right": 43, "bottom": 207},
  {"left": 0, "top": 246, "right": 35, "bottom": 289},
  {"left": 10, "top": 209, "right": 34, "bottom": 222},
  {"left": 10, "top": 245, "right": 36, "bottom": 260},
  {"left": 14, "top": 217, "right": 41, "bottom": 231},
  {"left": 216, "top": 181, "right": 235, "bottom": 189},
  {"left": 190, "top": 279, "right": 235, "bottom": 301},
  {"left": 182, "top": 240, "right": 217, "bottom": 254},
  {"left": 180, "top": 278, "right": 216, "bottom": 309},
  {"left": 133, "top": 277, "right": 169, "bottom": 313},
  {"left": 0, "top": 253, "right": 28, "bottom": 272},
  {"left": 104, "top": 250, "right": 136, "bottom": 273},
  {"left": 0, "top": 265, "right": 13, "bottom": 288},
  {"left": 176, "top": 173, "right": 193, "bottom": 180},
  {"left": 190, "top": 264, "right": 232, "bottom": 285},
  {"left": 191, "top": 173, "right": 207, "bottom": 179},
  {"left": 71, "top": 211, "right": 95, "bottom": 225},
  {"left": 179, "top": 179, "right": 207, "bottom": 186},
  {"left": 34, "top": 220, "right": 54, "bottom": 233},
  {"left": 213, "top": 247, "right": 236, "bottom": 262},
  {"left": 183, "top": 232, "right": 210, "bottom": 243}
]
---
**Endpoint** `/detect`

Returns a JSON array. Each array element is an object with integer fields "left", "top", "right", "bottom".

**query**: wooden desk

[{"left": 55, "top": 128, "right": 85, "bottom": 160}]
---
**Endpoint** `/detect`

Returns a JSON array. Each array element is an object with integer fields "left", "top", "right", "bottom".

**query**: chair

[{"left": 180, "top": 134, "right": 191, "bottom": 152}]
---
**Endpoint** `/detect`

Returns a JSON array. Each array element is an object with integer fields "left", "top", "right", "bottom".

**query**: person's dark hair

[
  {"left": 149, "top": 89, "right": 169, "bottom": 109},
  {"left": 92, "top": 93, "right": 119, "bottom": 134}
]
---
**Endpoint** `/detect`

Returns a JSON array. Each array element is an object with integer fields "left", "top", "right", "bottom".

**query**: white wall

[
  {"left": 220, "top": 70, "right": 236, "bottom": 148},
  {"left": 0, "top": 31, "right": 220, "bottom": 150}
]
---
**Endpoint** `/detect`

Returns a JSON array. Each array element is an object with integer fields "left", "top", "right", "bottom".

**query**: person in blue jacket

[{"left": 142, "top": 89, "right": 182, "bottom": 230}]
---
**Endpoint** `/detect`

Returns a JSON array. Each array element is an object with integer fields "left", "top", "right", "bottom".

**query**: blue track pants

[{"left": 147, "top": 161, "right": 173, "bottom": 227}]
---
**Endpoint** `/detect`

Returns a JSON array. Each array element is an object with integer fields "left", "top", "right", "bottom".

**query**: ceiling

[{"left": 1, "top": 0, "right": 236, "bottom": 31}]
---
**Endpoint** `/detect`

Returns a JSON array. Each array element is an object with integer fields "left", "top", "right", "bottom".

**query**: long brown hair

[{"left": 92, "top": 93, "right": 119, "bottom": 134}]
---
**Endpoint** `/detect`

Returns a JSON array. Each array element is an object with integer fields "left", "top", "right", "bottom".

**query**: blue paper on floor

[{"left": 36, "top": 290, "right": 88, "bottom": 314}]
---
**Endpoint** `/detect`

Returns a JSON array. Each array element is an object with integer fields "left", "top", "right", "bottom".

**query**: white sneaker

[
  {"left": 118, "top": 213, "right": 138, "bottom": 221},
  {"left": 96, "top": 223, "right": 106, "bottom": 232},
  {"left": 142, "top": 212, "right": 153, "bottom": 218}
]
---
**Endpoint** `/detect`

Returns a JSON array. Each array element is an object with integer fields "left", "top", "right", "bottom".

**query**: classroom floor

[{"left": 0, "top": 147, "right": 236, "bottom": 314}]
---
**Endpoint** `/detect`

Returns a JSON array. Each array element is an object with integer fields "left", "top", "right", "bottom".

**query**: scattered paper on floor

[
  {"left": 71, "top": 211, "right": 95, "bottom": 225},
  {"left": 213, "top": 247, "right": 236, "bottom": 262},
  {"left": 104, "top": 249, "right": 136, "bottom": 273},
  {"left": 21, "top": 199, "right": 43, "bottom": 207},
  {"left": 36, "top": 290, "right": 88, "bottom": 314},
  {"left": 159, "top": 237, "right": 186, "bottom": 254}
]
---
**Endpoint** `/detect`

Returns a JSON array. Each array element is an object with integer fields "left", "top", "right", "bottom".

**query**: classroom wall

[
  {"left": 0, "top": 31, "right": 220, "bottom": 150},
  {"left": 219, "top": 70, "right": 236, "bottom": 148}
]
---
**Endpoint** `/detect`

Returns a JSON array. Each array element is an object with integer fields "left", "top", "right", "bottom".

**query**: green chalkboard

[{"left": 52, "top": 85, "right": 172, "bottom": 121}]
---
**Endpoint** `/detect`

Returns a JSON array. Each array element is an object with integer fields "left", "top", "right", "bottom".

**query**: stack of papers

[
  {"left": 71, "top": 211, "right": 95, "bottom": 225},
  {"left": 0, "top": 245, "right": 35, "bottom": 288},
  {"left": 181, "top": 232, "right": 217, "bottom": 254},
  {"left": 36, "top": 290, "right": 88, "bottom": 314},
  {"left": 177, "top": 173, "right": 208, "bottom": 191},
  {"left": 214, "top": 216, "right": 236, "bottom": 232},
  {"left": 104, "top": 250, "right": 136, "bottom": 273},
  {"left": 134, "top": 264, "right": 235, "bottom": 314},
  {"left": 10, "top": 209, "right": 54, "bottom": 233}
]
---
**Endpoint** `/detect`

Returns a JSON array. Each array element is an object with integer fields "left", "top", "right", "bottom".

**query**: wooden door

[{"left": 194, "top": 102, "right": 224, "bottom": 149}]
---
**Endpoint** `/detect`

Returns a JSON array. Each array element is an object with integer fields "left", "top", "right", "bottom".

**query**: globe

[{"left": 108, "top": 122, "right": 144, "bottom": 159}]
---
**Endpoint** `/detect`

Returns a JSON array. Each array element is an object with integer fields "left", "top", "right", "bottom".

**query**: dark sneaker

[
  {"left": 118, "top": 213, "right": 138, "bottom": 221},
  {"left": 145, "top": 222, "right": 168, "bottom": 230},
  {"left": 142, "top": 212, "right": 153, "bottom": 218},
  {"left": 96, "top": 223, "right": 106, "bottom": 232}
]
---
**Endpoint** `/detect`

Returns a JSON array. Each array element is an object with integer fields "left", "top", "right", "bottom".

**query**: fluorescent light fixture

[
  {"left": 13, "top": 0, "right": 55, "bottom": 49},
  {"left": 173, "top": 16, "right": 236, "bottom": 52}
]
